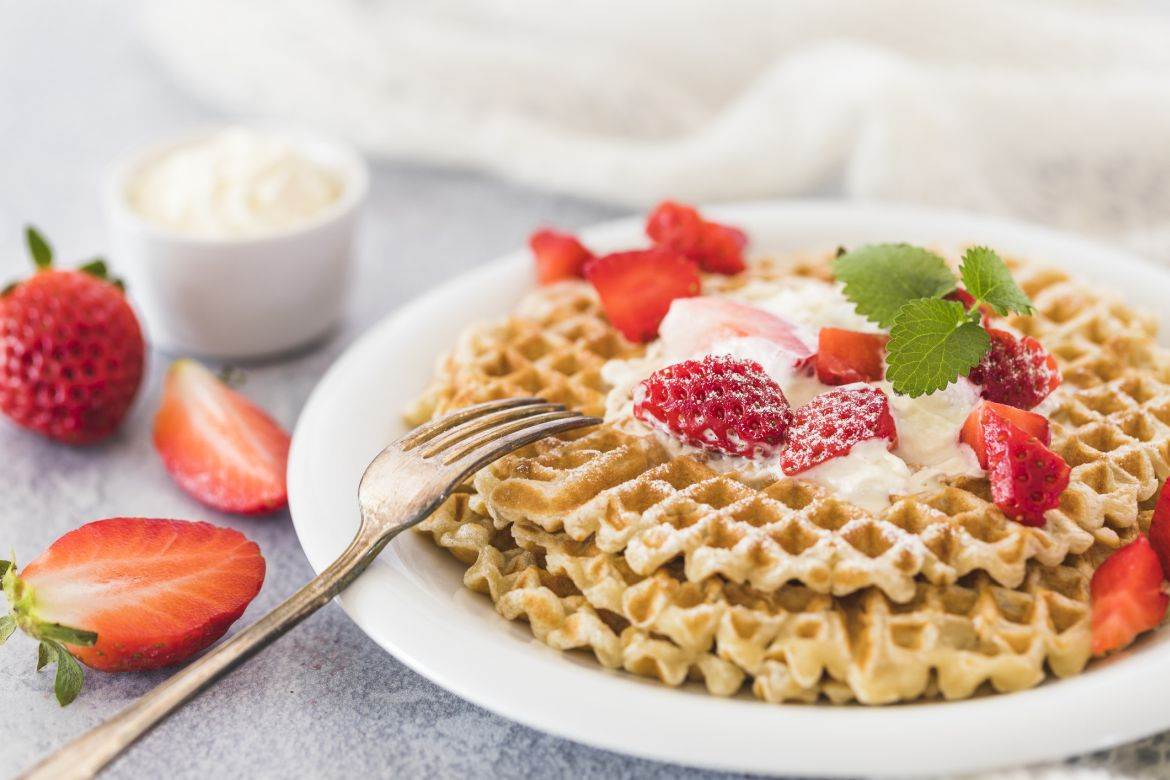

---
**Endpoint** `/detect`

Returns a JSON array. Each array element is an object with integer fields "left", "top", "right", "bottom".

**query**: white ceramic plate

[{"left": 288, "top": 201, "right": 1170, "bottom": 777}]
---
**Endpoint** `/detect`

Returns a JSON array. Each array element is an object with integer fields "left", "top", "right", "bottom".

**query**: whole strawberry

[{"left": 0, "top": 227, "right": 145, "bottom": 444}]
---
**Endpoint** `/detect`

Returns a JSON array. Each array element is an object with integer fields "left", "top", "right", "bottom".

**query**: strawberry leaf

[
  {"left": 886, "top": 298, "right": 990, "bottom": 397},
  {"left": 25, "top": 226, "right": 53, "bottom": 269},
  {"left": 0, "top": 614, "right": 14, "bottom": 645},
  {"left": 0, "top": 559, "right": 10, "bottom": 578},
  {"left": 959, "top": 246, "right": 1034, "bottom": 316},
  {"left": 37, "top": 622, "right": 98, "bottom": 647},
  {"left": 49, "top": 641, "right": 85, "bottom": 706},
  {"left": 834, "top": 244, "right": 957, "bottom": 328},
  {"left": 37, "top": 640, "right": 53, "bottom": 671},
  {"left": 78, "top": 259, "right": 109, "bottom": 279}
]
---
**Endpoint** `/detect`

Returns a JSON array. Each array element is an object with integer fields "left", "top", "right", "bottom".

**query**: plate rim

[{"left": 288, "top": 199, "right": 1170, "bottom": 777}]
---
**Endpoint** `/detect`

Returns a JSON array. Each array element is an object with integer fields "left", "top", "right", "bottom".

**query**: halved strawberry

[
  {"left": 584, "top": 248, "right": 700, "bottom": 343},
  {"left": 982, "top": 409, "right": 1069, "bottom": 526},
  {"left": 153, "top": 360, "right": 291, "bottom": 515},
  {"left": 780, "top": 385, "right": 897, "bottom": 475},
  {"left": 959, "top": 400, "right": 1050, "bottom": 468},
  {"left": 2, "top": 518, "right": 264, "bottom": 703},
  {"left": 814, "top": 328, "right": 888, "bottom": 385},
  {"left": 645, "top": 201, "right": 747, "bottom": 274},
  {"left": 657, "top": 297, "right": 813, "bottom": 361},
  {"left": 634, "top": 354, "right": 792, "bottom": 458},
  {"left": 968, "top": 328, "right": 1061, "bottom": 410},
  {"left": 1091, "top": 534, "right": 1168, "bottom": 656},
  {"left": 529, "top": 229, "right": 594, "bottom": 285},
  {"left": 1148, "top": 480, "right": 1170, "bottom": 577}
]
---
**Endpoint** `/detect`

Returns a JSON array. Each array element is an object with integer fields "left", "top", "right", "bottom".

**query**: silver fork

[{"left": 20, "top": 398, "right": 599, "bottom": 780}]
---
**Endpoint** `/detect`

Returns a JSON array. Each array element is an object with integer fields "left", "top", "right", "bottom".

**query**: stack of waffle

[{"left": 408, "top": 253, "right": 1168, "bottom": 704}]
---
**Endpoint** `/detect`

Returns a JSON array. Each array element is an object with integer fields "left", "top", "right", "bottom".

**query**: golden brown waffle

[
  {"left": 405, "top": 282, "right": 641, "bottom": 425},
  {"left": 418, "top": 493, "right": 1093, "bottom": 704},
  {"left": 473, "top": 424, "right": 1093, "bottom": 603},
  {"left": 407, "top": 251, "right": 1162, "bottom": 704}
]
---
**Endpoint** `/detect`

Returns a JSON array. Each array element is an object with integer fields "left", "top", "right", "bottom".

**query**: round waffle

[{"left": 407, "top": 250, "right": 1163, "bottom": 703}]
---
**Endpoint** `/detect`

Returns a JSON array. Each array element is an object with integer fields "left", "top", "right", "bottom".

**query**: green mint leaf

[
  {"left": 834, "top": 244, "right": 957, "bottom": 328},
  {"left": 959, "top": 246, "right": 1034, "bottom": 316},
  {"left": 0, "top": 614, "right": 14, "bottom": 646},
  {"left": 37, "top": 640, "right": 54, "bottom": 671},
  {"left": 50, "top": 642, "right": 85, "bottom": 706},
  {"left": 36, "top": 622, "right": 98, "bottom": 647},
  {"left": 886, "top": 299, "right": 990, "bottom": 397},
  {"left": 25, "top": 226, "right": 53, "bottom": 269}
]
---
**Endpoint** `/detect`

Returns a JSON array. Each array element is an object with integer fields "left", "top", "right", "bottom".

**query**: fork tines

[{"left": 400, "top": 398, "right": 600, "bottom": 468}]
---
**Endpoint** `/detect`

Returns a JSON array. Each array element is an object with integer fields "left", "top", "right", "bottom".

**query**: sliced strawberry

[
  {"left": 1091, "top": 534, "right": 1168, "bottom": 656},
  {"left": 3, "top": 517, "right": 264, "bottom": 702},
  {"left": 982, "top": 409, "right": 1069, "bottom": 526},
  {"left": 814, "top": 328, "right": 888, "bottom": 385},
  {"left": 584, "top": 248, "right": 700, "bottom": 343},
  {"left": 529, "top": 229, "right": 594, "bottom": 285},
  {"left": 153, "top": 360, "right": 291, "bottom": 515},
  {"left": 645, "top": 201, "right": 747, "bottom": 274},
  {"left": 959, "top": 400, "right": 1050, "bottom": 469},
  {"left": 657, "top": 297, "right": 813, "bottom": 361},
  {"left": 968, "top": 328, "right": 1061, "bottom": 410},
  {"left": 634, "top": 354, "right": 792, "bottom": 458},
  {"left": 780, "top": 385, "right": 897, "bottom": 475},
  {"left": 1149, "top": 481, "right": 1170, "bottom": 577}
]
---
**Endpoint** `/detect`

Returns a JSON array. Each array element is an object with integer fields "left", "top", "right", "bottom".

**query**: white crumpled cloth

[
  {"left": 144, "top": 0, "right": 1170, "bottom": 264},
  {"left": 140, "top": 1, "right": 1170, "bottom": 777}
]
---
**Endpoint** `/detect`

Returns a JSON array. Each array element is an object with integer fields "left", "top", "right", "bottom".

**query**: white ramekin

[{"left": 104, "top": 127, "right": 369, "bottom": 360}]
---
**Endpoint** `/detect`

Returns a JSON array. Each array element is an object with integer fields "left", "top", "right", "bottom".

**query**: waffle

[
  {"left": 473, "top": 423, "right": 1092, "bottom": 603},
  {"left": 407, "top": 250, "right": 1163, "bottom": 703},
  {"left": 405, "top": 282, "right": 642, "bottom": 425},
  {"left": 418, "top": 492, "right": 1095, "bottom": 704}
]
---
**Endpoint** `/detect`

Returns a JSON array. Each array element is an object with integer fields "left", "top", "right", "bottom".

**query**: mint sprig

[
  {"left": 834, "top": 244, "right": 956, "bottom": 328},
  {"left": 886, "top": 300, "right": 989, "bottom": 397},
  {"left": 836, "top": 243, "right": 1035, "bottom": 396},
  {"left": 959, "top": 246, "right": 1034, "bottom": 316}
]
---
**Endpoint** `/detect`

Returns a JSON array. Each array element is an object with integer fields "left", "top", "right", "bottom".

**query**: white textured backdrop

[{"left": 144, "top": 0, "right": 1170, "bottom": 261}]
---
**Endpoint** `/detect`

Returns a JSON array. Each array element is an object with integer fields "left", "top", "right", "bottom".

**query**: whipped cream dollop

[
  {"left": 127, "top": 127, "right": 345, "bottom": 238},
  {"left": 601, "top": 277, "right": 983, "bottom": 511}
]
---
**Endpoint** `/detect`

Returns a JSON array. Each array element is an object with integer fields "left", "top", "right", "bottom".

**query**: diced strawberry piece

[
  {"left": 529, "top": 229, "right": 594, "bottom": 285},
  {"left": 982, "top": 409, "right": 1069, "bottom": 526},
  {"left": 1148, "top": 481, "right": 1170, "bottom": 577},
  {"left": 658, "top": 297, "right": 814, "bottom": 361},
  {"left": 645, "top": 201, "right": 747, "bottom": 275},
  {"left": 13, "top": 517, "right": 265, "bottom": 673},
  {"left": 968, "top": 328, "right": 1061, "bottom": 410},
  {"left": 780, "top": 385, "right": 897, "bottom": 475},
  {"left": 634, "top": 355, "right": 792, "bottom": 458},
  {"left": 153, "top": 360, "right": 291, "bottom": 515},
  {"left": 959, "top": 400, "right": 1050, "bottom": 469},
  {"left": 585, "top": 248, "right": 700, "bottom": 343},
  {"left": 1091, "top": 534, "right": 1169, "bottom": 656},
  {"left": 814, "top": 328, "right": 888, "bottom": 385}
]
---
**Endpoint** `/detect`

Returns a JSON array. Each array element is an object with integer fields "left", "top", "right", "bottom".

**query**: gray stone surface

[{"left": 1, "top": 2, "right": 1169, "bottom": 778}]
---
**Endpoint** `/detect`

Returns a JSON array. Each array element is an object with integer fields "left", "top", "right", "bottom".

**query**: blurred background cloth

[{"left": 145, "top": 0, "right": 1170, "bottom": 260}]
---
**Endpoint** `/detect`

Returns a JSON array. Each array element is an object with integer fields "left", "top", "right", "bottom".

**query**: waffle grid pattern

[{"left": 408, "top": 252, "right": 1163, "bottom": 703}]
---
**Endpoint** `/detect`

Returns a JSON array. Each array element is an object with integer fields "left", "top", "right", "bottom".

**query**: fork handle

[{"left": 20, "top": 524, "right": 393, "bottom": 780}]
